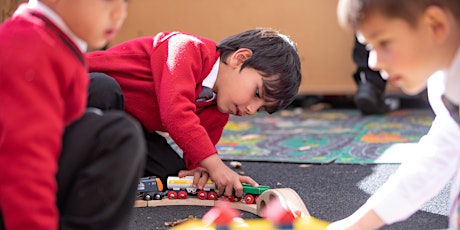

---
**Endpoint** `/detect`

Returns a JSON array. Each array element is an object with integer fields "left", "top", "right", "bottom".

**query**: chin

[
  {"left": 89, "top": 39, "right": 109, "bottom": 50},
  {"left": 216, "top": 105, "right": 225, "bottom": 114},
  {"left": 400, "top": 84, "right": 427, "bottom": 96}
]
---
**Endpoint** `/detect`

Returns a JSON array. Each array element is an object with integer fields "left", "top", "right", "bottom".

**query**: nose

[
  {"left": 368, "top": 49, "right": 382, "bottom": 71},
  {"left": 246, "top": 101, "right": 264, "bottom": 115}
]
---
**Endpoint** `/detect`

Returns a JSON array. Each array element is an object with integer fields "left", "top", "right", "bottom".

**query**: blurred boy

[
  {"left": 86, "top": 28, "right": 302, "bottom": 198},
  {"left": 328, "top": 0, "right": 460, "bottom": 229},
  {"left": 0, "top": 0, "right": 146, "bottom": 229}
]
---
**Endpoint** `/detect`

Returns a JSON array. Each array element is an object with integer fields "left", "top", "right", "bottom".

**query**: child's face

[
  {"left": 215, "top": 66, "right": 266, "bottom": 116},
  {"left": 358, "top": 12, "right": 441, "bottom": 95},
  {"left": 45, "top": 0, "right": 128, "bottom": 49}
]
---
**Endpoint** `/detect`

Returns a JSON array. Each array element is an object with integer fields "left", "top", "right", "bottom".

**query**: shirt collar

[
  {"left": 202, "top": 57, "right": 219, "bottom": 89},
  {"left": 27, "top": 0, "right": 88, "bottom": 52},
  {"left": 445, "top": 46, "right": 460, "bottom": 106}
]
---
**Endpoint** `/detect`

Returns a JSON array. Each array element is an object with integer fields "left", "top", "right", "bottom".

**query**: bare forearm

[
  {"left": 328, "top": 208, "right": 385, "bottom": 230},
  {"left": 200, "top": 153, "right": 224, "bottom": 173}
]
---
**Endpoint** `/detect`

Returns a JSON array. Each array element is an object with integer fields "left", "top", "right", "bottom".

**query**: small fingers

[
  {"left": 198, "top": 173, "right": 209, "bottom": 190},
  {"left": 240, "top": 176, "right": 259, "bottom": 187},
  {"left": 233, "top": 181, "right": 244, "bottom": 198},
  {"left": 178, "top": 170, "right": 194, "bottom": 178},
  {"left": 192, "top": 172, "right": 201, "bottom": 188},
  {"left": 224, "top": 183, "right": 234, "bottom": 197}
]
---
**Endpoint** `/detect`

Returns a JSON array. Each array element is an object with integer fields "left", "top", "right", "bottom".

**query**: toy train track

[{"left": 136, "top": 176, "right": 310, "bottom": 217}]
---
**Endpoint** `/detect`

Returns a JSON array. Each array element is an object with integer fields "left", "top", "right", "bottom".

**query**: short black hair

[{"left": 217, "top": 28, "right": 302, "bottom": 114}]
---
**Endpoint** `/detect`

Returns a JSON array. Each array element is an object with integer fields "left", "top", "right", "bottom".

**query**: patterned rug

[{"left": 216, "top": 109, "right": 434, "bottom": 164}]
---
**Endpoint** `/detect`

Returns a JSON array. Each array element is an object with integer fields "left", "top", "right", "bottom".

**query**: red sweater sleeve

[
  {"left": 187, "top": 106, "right": 229, "bottom": 168},
  {"left": 151, "top": 33, "right": 223, "bottom": 168},
  {"left": 0, "top": 16, "right": 87, "bottom": 230}
]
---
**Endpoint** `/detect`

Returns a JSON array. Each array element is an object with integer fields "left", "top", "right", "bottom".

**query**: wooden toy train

[{"left": 137, "top": 176, "right": 270, "bottom": 204}]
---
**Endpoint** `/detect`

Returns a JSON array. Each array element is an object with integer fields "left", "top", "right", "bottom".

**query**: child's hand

[
  {"left": 200, "top": 154, "right": 259, "bottom": 197},
  {"left": 177, "top": 167, "right": 210, "bottom": 190}
]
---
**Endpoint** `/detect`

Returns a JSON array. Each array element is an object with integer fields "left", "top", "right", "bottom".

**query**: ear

[
  {"left": 422, "top": 6, "right": 451, "bottom": 44},
  {"left": 228, "top": 48, "right": 253, "bottom": 67}
]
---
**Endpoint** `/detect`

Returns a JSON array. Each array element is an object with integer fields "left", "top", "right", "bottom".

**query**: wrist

[{"left": 200, "top": 154, "right": 222, "bottom": 172}]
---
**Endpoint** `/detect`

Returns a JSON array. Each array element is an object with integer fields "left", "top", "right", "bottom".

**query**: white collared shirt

[
  {"left": 202, "top": 57, "right": 219, "bottom": 89},
  {"left": 365, "top": 48, "right": 460, "bottom": 225},
  {"left": 26, "top": 0, "right": 87, "bottom": 52},
  {"left": 200, "top": 57, "right": 219, "bottom": 101}
]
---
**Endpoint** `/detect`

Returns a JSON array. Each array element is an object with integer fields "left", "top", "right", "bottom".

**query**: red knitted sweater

[{"left": 87, "top": 32, "right": 229, "bottom": 169}]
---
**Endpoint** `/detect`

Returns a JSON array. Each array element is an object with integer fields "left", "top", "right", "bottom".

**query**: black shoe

[{"left": 354, "top": 83, "right": 390, "bottom": 115}]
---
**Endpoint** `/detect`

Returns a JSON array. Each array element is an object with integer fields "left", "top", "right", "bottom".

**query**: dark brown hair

[{"left": 217, "top": 28, "right": 302, "bottom": 114}]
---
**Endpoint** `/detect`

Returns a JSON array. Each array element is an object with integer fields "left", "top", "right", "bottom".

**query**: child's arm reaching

[
  {"left": 201, "top": 154, "right": 259, "bottom": 197},
  {"left": 178, "top": 154, "right": 259, "bottom": 198},
  {"left": 327, "top": 207, "right": 385, "bottom": 230}
]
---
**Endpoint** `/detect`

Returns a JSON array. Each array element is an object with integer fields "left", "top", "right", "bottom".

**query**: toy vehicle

[
  {"left": 241, "top": 183, "right": 270, "bottom": 204},
  {"left": 137, "top": 176, "right": 165, "bottom": 200},
  {"left": 166, "top": 176, "right": 270, "bottom": 204},
  {"left": 167, "top": 176, "right": 217, "bottom": 200},
  {"left": 137, "top": 176, "right": 270, "bottom": 204}
]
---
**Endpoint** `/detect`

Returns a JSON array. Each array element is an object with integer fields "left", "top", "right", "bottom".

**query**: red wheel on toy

[
  {"left": 167, "top": 191, "right": 177, "bottom": 200},
  {"left": 208, "top": 191, "right": 218, "bottom": 200},
  {"left": 178, "top": 191, "right": 188, "bottom": 199},
  {"left": 197, "top": 191, "right": 207, "bottom": 200},
  {"left": 244, "top": 194, "right": 255, "bottom": 204}
]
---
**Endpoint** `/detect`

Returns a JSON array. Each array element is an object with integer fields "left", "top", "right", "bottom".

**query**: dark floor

[
  {"left": 129, "top": 162, "right": 448, "bottom": 230},
  {"left": 129, "top": 93, "right": 447, "bottom": 230}
]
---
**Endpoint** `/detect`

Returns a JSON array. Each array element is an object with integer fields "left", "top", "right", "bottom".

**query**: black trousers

[
  {"left": 58, "top": 109, "right": 146, "bottom": 230},
  {"left": 0, "top": 109, "right": 146, "bottom": 230},
  {"left": 88, "top": 72, "right": 186, "bottom": 185},
  {"left": 352, "top": 36, "right": 387, "bottom": 91}
]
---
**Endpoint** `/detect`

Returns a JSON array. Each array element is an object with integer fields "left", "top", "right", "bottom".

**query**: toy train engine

[
  {"left": 167, "top": 176, "right": 217, "bottom": 200},
  {"left": 137, "top": 176, "right": 165, "bottom": 200}
]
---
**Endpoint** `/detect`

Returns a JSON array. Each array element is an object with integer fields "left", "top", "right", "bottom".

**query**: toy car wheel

[
  {"left": 197, "top": 191, "right": 207, "bottom": 200},
  {"left": 167, "top": 191, "right": 177, "bottom": 200},
  {"left": 244, "top": 194, "right": 255, "bottom": 204},
  {"left": 208, "top": 191, "right": 218, "bottom": 200},
  {"left": 178, "top": 191, "right": 188, "bottom": 199},
  {"left": 154, "top": 193, "right": 163, "bottom": 200},
  {"left": 144, "top": 194, "right": 152, "bottom": 201}
]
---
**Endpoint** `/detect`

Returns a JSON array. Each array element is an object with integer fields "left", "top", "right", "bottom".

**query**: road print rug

[{"left": 216, "top": 109, "right": 434, "bottom": 164}]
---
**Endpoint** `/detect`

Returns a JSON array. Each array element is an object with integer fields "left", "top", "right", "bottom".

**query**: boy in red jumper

[
  {"left": 87, "top": 28, "right": 302, "bottom": 198},
  {"left": 0, "top": 0, "right": 146, "bottom": 229}
]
